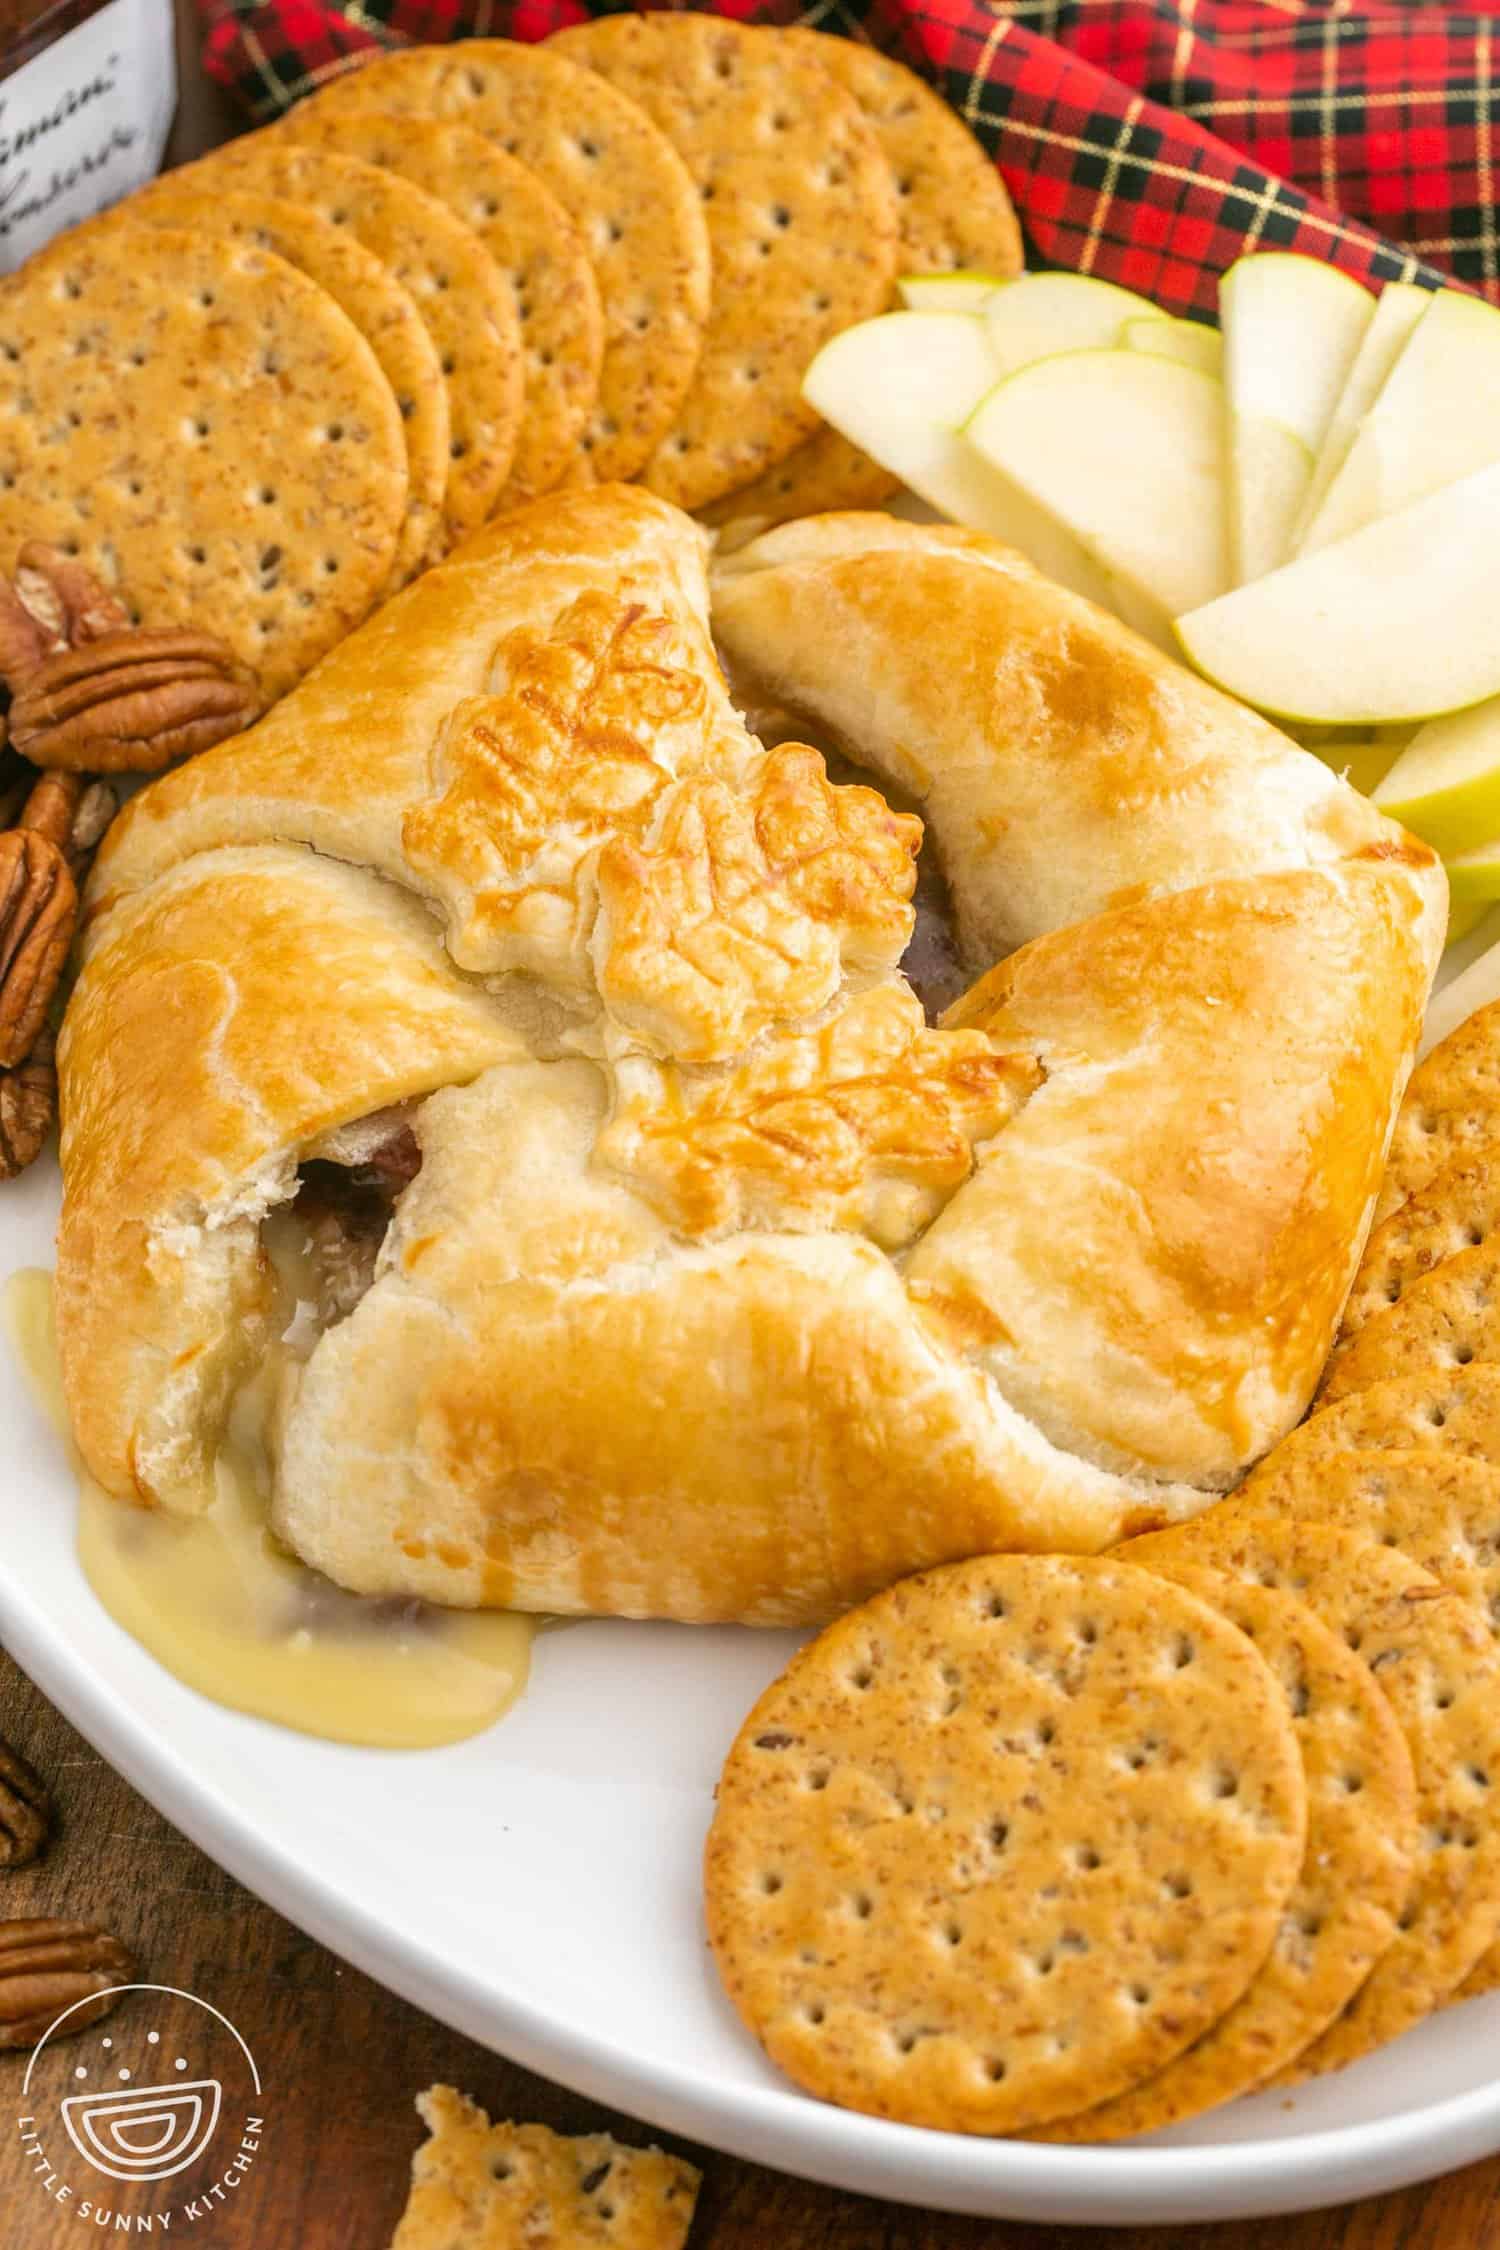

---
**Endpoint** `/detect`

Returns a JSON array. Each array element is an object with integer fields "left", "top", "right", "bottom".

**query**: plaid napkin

[{"left": 195, "top": 0, "right": 1477, "bottom": 317}]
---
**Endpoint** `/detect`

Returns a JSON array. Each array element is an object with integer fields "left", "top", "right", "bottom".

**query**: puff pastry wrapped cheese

[{"left": 56, "top": 487, "right": 1446, "bottom": 1625}]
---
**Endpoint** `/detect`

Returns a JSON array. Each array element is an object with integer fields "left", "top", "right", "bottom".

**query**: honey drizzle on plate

[{"left": 2, "top": 1264, "right": 533, "bottom": 1749}]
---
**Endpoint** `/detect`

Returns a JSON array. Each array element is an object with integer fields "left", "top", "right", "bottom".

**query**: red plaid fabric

[{"left": 194, "top": 0, "right": 1478, "bottom": 318}]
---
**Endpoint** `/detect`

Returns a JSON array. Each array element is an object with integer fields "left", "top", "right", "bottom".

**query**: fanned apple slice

[
  {"left": 1421, "top": 930, "right": 1500, "bottom": 1054},
  {"left": 982, "top": 271, "right": 1159, "bottom": 375},
  {"left": 1177, "top": 460, "right": 1500, "bottom": 724},
  {"left": 1123, "top": 315, "right": 1221, "bottom": 374},
  {"left": 1446, "top": 835, "right": 1500, "bottom": 904},
  {"left": 1300, "top": 290, "right": 1500, "bottom": 555},
  {"left": 1448, "top": 899, "right": 1493, "bottom": 949},
  {"left": 1229, "top": 425, "right": 1313, "bottom": 590},
  {"left": 802, "top": 312, "right": 1121, "bottom": 610},
  {"left": 1309, "top": 738, "right": 1401, "bottom": 797},
  {"left": 1220, "top": 253, "right": 1374, "bottom": 583},
  {"left": 1099, "top": 572, "right": 1177, "bottom": 654},
  {"left": 1374, "top": 698, "right": 1500, "bottom": 857},
  {"left": 898, "top": 272, "right": 1007, "bottom": 312},
  {"left": 1440, "top": 905, "right": 1500, "bottom": 996},
  {"left": 1290, "top": 281, "right": 1431, "bottom": 553},
  {"left": 967, "top": 347, "right": 1227, "bottom": 620}
]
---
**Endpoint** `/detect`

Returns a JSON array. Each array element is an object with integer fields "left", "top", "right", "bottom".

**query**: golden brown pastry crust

[
  {"left": 711, "top": 515, "right": 1428, "bottom": 964},
  {"left": 57, "top": 491, "right": 1446, "bottom": 1620},
  {"left": 57, "top": 847, "right": 521, "bottom": 1510}
]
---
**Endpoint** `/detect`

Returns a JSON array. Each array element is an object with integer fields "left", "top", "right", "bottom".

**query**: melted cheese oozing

[{"left": 3, "top": 1264, "right": 533, "bottom": 1750}]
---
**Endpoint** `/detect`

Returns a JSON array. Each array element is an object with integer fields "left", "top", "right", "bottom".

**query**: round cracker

[
  {"left": 698, "top": 422, "right": 898, "bottom": 542},
  {"left": 200, "top": 135, "right": 523, "bottom": 539},
  {"left": 550, "top": 14, "right": 901, "bottom": 509},
  {"left": 1456, "top": 1948, "right": 1500, "bottom": 1999},
  {"left": 112, "top": 181, "right": 448, "bottom": 586},
  {"left": 1322, "top": 1237, "right": 1500, "bottom": 1402},
  {"left": 0, "top": 225, "right": 406, "bottom": 700},
  {"left": 1123, "top": 1518, "right": 1500, "bottom": 2074},
  {"left": 293, "top": 42, "right": 710, "bottom": 484},
  {"left": 785, "top": 29, "right": 1024, "bottom": 279},
  {"left": 1219, "top": 1445, "right": 1500, "bottom": 2070},
  {"left": 277, "top": 108, "right": 603, "bottom": 505},
  {"left": 1345, "top": 1144, "right": 1500, "bottom": 1342},
  {"left": 705, "top": 1553, "right": 1306, "bottom": 2136},
  {"left": 705, "top": 31, "right": 1024, "bottom": 538},
  {"left": 1038, "top": 1565, "right": 1414, "bottom": 2139},
  {"left": 1218, "top": 1448, "right": 1500, "bottom": 1640},
  {"left": 1246, "top": 1362, "right": 1500, "bottom": 1495},
  {"left": 1377, "top": 1001, "right": 1500, "bottom": 1223}
]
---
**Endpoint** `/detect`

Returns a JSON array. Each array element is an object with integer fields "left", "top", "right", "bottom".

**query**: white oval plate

[{"left": 6, "top": 1166, "right": 1500, "bottom": 2227}]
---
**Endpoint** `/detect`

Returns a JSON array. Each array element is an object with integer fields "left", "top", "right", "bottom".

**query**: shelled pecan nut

[
  {"left": 0, "top": 574, "right": 58, "bottom": 685},
  {"left": 65, "top": 779, "right": 118, "bottom": 880},
  {"left": 15, "top": 541, "right": 130, "bottom": 647},
  {"left": 0, "top": 1738, "right": 52, "bottom": 1868},
  {"left": 13, "top": 774, "right": 120, "bottom": 875},
  {"left": 0, "top": 1025, "right": 55, "bottom": 1179},
  {"left": 0, "top": 1918, "right": 136, "bottom": 2049},
  {"left": 10, "top": 630, "right": 259, "bottom": 773},
  {"left": 17, "top": 770, "right": 83, "bottom": 853},
  {"left": 0, "top": 831, "right": 76, "bottom": 1068}
]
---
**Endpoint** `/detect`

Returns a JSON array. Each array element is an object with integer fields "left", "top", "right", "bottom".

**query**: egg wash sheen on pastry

[{"left": 2, "top": 1265, "right": 534, "bottom": 1749}]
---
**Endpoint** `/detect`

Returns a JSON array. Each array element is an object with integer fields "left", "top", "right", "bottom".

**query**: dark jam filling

[
  {"left": 817, "top": 742, "right": 970, "bottom": 1021},
  {"left": 290, "top": 1127, "right": 422, "bottom": 1329}
]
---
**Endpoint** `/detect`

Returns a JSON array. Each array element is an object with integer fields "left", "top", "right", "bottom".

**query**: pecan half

[
  {"left": 17, "top": 770, "right": 83, "bottom": 852},
  {"left": 0, "top": 1737, "right": 52, "bottom": 1868},
  {"left": 16, "top": 541, "right": 130, "bottom": 646},
  {"left": 0, "top": 1025, "right": 55, "bottom": 1178},
  {"left": 11, "top": 630, "right": 260, "bottom": 773},
  {"left": 0, "top": 832, "right": 75, "bottom": 1067},
  {"left": 0, "top": 574, "right": 58, "bottom": 684},
  {"left": 0, "top": 1919, "right": 135, "bottom": 2049},
  {"left": 65, "top": 778, "right": 118, "bottom": 880}
]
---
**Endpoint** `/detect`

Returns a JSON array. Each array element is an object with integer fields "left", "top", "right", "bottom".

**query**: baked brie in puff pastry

[{"left": 56, "top": 486, "right": 1445, "bottom": 1625}]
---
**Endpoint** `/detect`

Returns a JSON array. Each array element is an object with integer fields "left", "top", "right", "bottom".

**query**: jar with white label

[{"left": 0, "top": 0, "right": 175, "bottom": 271}]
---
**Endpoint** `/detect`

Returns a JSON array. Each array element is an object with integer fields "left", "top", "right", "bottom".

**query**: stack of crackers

[
  {"left": 705, "top": 1534, "right": 1500, "bottom": 2139},
  {"left": 0, "top": 21, "right": 1020, "bottom": 711},
  {"left": 1222, "top": 995, "right": 1500, "bottom": 2001}
]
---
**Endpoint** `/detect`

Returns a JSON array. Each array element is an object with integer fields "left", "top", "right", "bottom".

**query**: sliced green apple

[
  {"left": 1442, "top": 903, "right": 1500, "bottom": 983},
  {"left": 983, "top": 272, "right": 1159, "bottom": 377},
  {"left": 1421, "top": 928, "right": 1500, "bottom": 1054},
  {"left": 1220, "top": 253, "right": 1374, "bottom": 582},
  {"left": 898, "top": 272, "right": 1009, "bottom": 313},
  {"left": 801, "top": 312, "right": 1121, "bottom": 610},
  {"left": 1449, "top": 897, "right": 1492, "bottom": 948},
  {"left": 1176, "top": 460, "right": 1500, "bottom": 724},
  {"left": 1374, "top": 696, "right": 1500, "bottom": 857},
  {"left": 1123, "top": 315, "right": 1222, "bottom": 375},
  {"left": 1446, "top": 838, "right": 1500, "bottom": 903},
  {"left": 1308, "top": 738, "right": 1401, "bottom": 797},
  {"left": 966, "top": 348, "right": 1228, "bottom": 620},
  {"left": 1300, "top": 289, "right": 1500, "bottom": 554},
  {"left": 1290, "top": 282, "right": 1430, "bottom": 552},
  {"left": 1099, "top": 571, "right": 1178, "bottom": 655},
  {"left": 1229, "top": 424, "right": 1315, "bottom": 589}
]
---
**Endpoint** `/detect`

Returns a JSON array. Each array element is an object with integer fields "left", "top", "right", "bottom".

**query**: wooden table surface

[{"left": 4, "top": 17, "right": 1500, "bottom": 2250}]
